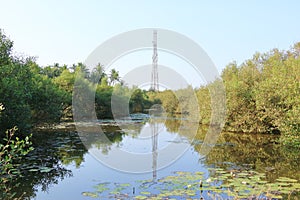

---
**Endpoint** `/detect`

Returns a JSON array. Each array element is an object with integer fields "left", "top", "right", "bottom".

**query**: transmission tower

[
  {"left": 150, "top": 30, "right": 159, "bottom": 181},
  {"left": 151, "top": 30, "right": 159, "bottom": 91}
]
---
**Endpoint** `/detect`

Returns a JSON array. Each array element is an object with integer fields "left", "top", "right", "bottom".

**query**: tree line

[
  {"left": 0, "top": 29, "right": 299, "bottom": 147},
  {"left": 0, "top": 29, "right": 153, "bottom": 136},
  {"left": 151, "top": 44, "right": 300, "bottom": 148}
]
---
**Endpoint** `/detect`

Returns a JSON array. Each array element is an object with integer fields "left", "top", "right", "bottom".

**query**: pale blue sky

[{"left": 1, "top": 0, "right": 300, "bottom": 75}]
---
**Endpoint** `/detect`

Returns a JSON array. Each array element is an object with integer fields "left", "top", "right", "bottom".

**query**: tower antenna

[{"left": 151, "top": 30, "right": 158, "bottom": 91}]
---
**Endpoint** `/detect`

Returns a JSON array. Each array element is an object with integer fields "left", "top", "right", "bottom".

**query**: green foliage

[
  {"left": 0, "top": 127, "right": 34, "bottom": 176},
  {"left": 90, "top": 63, "right": 106, "bottom": 84},
  {"left": 0, "top": 59, "right": 68, "bottom": 130},
  {"left": 0, "top": 104, "right": 34, "bottom": 199},
  {"left": 130, "top": 88, "right": 147, "bottom": 113},
  {"left": 30, "top": 65, "right": 68, "bottom": 123},
  {"left": 219, "top": 46, "right": 299, "bottom": 147},
  {"left": 0, "top": 29, "right": 154, "bottom": 127},
  {"left": 0, "top": 29, "right": 13, "bottom": 65},
  {"left": 150, "top": 90, "right": 178, "bottom": 114},
  {"left": 0, "top": 61, "right": 33, "bottom": 131},
  {"left": 0, "top": 30, "right": 67, "bottom": 131},
  {"left": 196, "top": 86, "right": 212, "bottom": 124},
  {"left": 95, "top": 85, "right": 114, "bottom": 118},
  {"left": 175, "top": 86, "right": 198, "bottom": 117},
  {"left": 152, "top": 44, "right": 299, "bottom": 147},
  {"left": 109, "top": 68, "right": 120, "bottom": 85},
  {"left": 1, "top": 28, "right": 299, "bottom": 148},
  {"left": 53, "top": 68, "right": 75, "bottom": 94},
  {"left": 0, "top": 128, "right": 33, "bottom": 200}
]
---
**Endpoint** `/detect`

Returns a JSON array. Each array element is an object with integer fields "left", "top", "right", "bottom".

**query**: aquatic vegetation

[
  {"left": 0, "top": 103, "right": 34, "bottom": 199},
  {"left": 82, "top": 168, "right": 300, "bottom": 199},
  {"left": 82, "top": 192, "right": 98, "bottom": 198}
]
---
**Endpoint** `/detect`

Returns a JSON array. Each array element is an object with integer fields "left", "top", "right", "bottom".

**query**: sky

[{"left": 1, "top": 0, "right": 300, "bottom": 87}]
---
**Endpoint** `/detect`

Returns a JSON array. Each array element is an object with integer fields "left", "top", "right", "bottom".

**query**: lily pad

[
  {"left": 276, "top": 177, "right": 298, "bottom": 183},
  {"left": 82, "top": 192, "right": 98, "bottom": 198},
  {"left": 135, "top": 195, "right": 147, "bottom": 199}
]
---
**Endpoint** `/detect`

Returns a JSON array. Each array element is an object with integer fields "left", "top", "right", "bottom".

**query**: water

[{"left": 6, "top": 118, "right": 300, "bottom": 199}]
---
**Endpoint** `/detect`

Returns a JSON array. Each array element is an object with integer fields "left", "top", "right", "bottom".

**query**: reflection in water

[
  {"left": 4, "top": 118, "right": 300, "bottom": 199},
  {"left": 1, "top": 131, "right": 82, "bottom": 199},
  {"left": 164, "top": 118, "right": 300, "bottom": 183},
  {"left": 150, "top": 122, "right": 158, "bottom": 181},
  {"left": 81, "top": 118, "right": 191, "bottom": 174}
]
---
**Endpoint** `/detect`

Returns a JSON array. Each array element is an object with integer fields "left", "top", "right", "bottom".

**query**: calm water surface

[{"left": 8, "top": 118, "right": 300, "bottom": 199}]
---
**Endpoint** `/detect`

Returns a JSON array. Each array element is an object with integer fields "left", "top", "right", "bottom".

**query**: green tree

[
  {"left": 109, "top": 69, "right": 120, "bottom": 85},
  {"left": 0, "top": 30, "right": 69, "bottom": 131},
  {"left": 130, "top": 88, "right": 145, "bottom": 113},
  {"left": 41, "top": 63, "right": 67, "bottom": 78},
  {"left": 154, "top": 90, "right": 178, "bottom": 114},
  {"left": 0, "top": 61, "right": 33, "bottom": 131},
  {"left": 95, "top": 85, "right": 113, "bottom": 118},
  {"left": 30, "top": 73, "right": 67, "bottom": 124},
  {"left": 219, "top": 46, "right": 299, "bottom": 147},
  {"left": 0, "top": 29, "right": 13, "bottom": 65},
  {"left": 90, "top": 63, "right": 106, "bottom": 84}
]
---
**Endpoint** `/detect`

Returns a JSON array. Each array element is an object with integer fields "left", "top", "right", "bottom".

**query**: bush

[{"left": 0, "top": 104, "right": 34, "bottom": 199}]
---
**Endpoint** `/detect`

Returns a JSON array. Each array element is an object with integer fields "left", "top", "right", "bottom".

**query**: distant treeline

[
  {"left": 0, "top": 29, "right": 153, "bottom": 134},
  {"left": 0, "top": 29, "right": 299, "bottom": 147}
]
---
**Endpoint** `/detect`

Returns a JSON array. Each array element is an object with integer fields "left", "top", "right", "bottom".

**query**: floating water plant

[{"left": 82, "top": 168, "right": 300, "bottom": 199}]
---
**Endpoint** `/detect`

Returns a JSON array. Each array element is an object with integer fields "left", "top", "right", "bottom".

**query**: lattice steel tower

[
  {"left": 150, "top": 30, "right": 159, "bottom": 181},
  {"left": 151, "top": 30, "right": 159, "bottom": 91}
]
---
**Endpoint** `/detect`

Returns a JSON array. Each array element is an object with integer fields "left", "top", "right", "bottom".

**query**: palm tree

[{"left": 109, "top": 69, "right": 120, "bottom": 85}]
